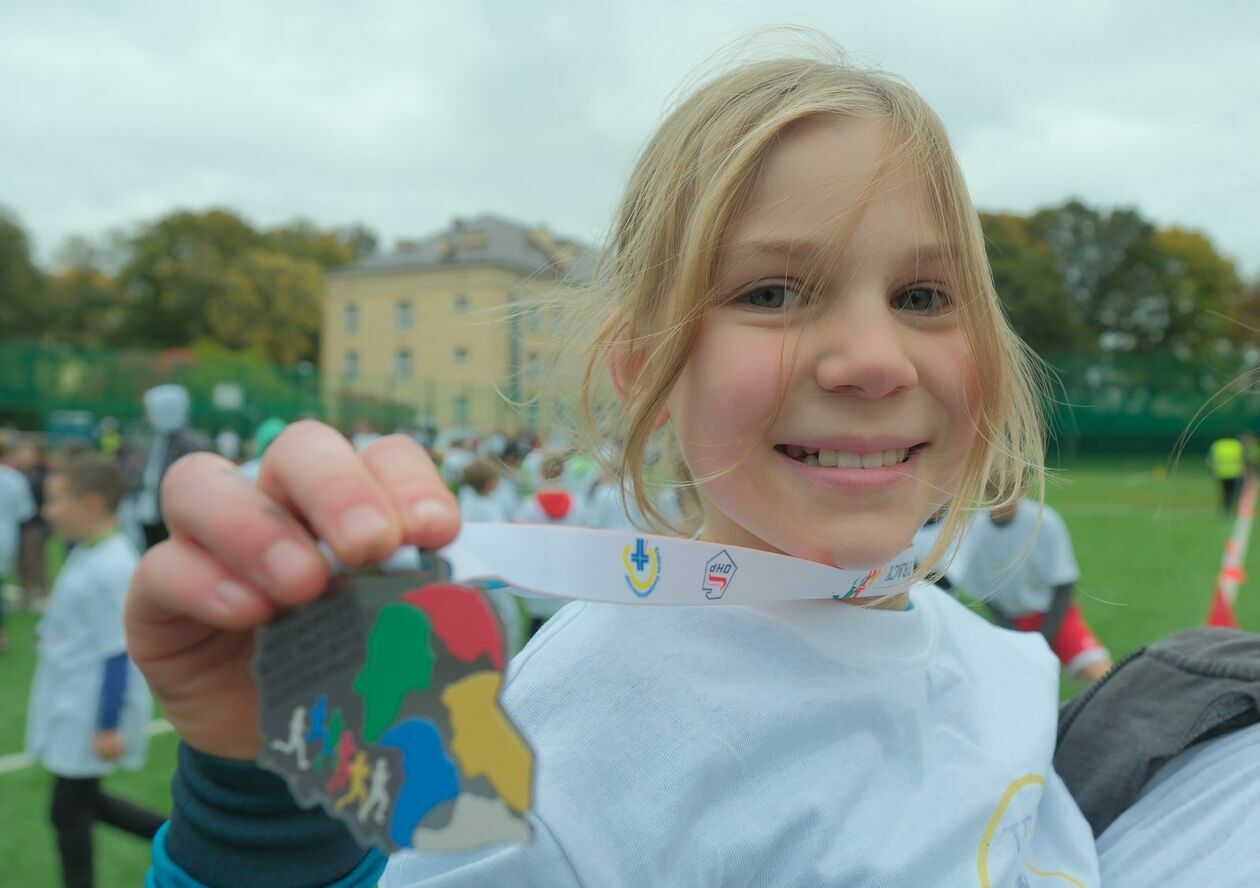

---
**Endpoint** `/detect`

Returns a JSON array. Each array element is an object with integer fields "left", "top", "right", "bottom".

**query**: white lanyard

[{"left": 447, "top": 523, "right": 916, "bottom": 605}]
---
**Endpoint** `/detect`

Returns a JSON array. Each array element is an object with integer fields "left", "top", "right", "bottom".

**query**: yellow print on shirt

[{"left": 977, "top": 774, "right": 1085, "bottom": 888}]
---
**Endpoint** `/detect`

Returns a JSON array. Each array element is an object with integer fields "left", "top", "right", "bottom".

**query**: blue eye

[
  {"left": 893, "top": 285, "right": 951, "bottom": 313},
  {"left": 737, "top": 283, "right": 801, "bottom": 310}
]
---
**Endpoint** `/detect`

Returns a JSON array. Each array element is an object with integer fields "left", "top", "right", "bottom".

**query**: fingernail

[
  {"left": 412, "top": 499, "right": 453, "bottom": 529},
  {"left": 216, "top": 578, "right": 252, "bottom": 608},
  {"left": 340, "top": 504, "right": 390, "bottom": 547},
  {"left": 264, "top": 539, "right": 315, "bottom": 587}
]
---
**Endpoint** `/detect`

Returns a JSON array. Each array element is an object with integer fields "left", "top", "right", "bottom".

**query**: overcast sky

[{"left": 4, "top": 0, "right": 1259, "bottom": 276}]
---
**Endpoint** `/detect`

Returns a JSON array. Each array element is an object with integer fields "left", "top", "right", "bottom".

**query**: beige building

[{"left": 321, "top": 214, "right": 598, "bottom": 431}]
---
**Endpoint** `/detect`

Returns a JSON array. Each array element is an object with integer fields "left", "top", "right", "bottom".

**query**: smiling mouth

[{"left": 774, "top": 443, "right": 925, "bottom": 468}]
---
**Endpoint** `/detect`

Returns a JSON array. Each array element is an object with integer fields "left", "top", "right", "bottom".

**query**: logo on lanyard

[
  {"left": 622, "top": 538, "right": 661, "bottom": 598},
  {"left": 835, "top": 567, "right": 880, "bottom": 599},
  {"left": 702, "top": 550, "right": 737, "bottom": 599}
]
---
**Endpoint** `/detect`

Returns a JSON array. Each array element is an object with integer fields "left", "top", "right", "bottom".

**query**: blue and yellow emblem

[{"left": 622, "top": 538, "right": 661, "bottom": 598}]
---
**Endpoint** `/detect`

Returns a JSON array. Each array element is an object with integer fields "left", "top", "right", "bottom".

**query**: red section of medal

[{"left": 401, "top": 583, "right": 506, "bottom": 670}]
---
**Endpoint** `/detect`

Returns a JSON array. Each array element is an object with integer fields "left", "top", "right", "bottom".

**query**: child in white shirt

[{"left": 26, "top": 455, "right": 163, "bottom": 887}]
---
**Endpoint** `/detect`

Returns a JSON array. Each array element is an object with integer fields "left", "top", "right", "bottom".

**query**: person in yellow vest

[
  {"left": 98, "top": 417, "right": 123, "bottom": 457},
  {"left": 1207, "top": 435, "right": 1246, "bottom": 514}
]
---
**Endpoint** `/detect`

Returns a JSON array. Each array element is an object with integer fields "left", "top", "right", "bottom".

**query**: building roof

[{"left": 328, "top": 213, "right": 600, "bottom": 283}]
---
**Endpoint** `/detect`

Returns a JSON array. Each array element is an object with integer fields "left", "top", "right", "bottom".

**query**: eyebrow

[{"left": 722, "top": 238, "right": 953, "bottom": 270}]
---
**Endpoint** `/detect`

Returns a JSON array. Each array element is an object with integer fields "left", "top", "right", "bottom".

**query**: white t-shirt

[
  {"left": 955, "top": 499, "right": 1080, "bottom": 616},
  {"left": 25, "top": 533, "right": 152, "bottom": 776},
  {"left": 381, "top": 583, "right": 1102, "bottom": 887},
  {"left": 458, "top": 487, "right": 510, "bottom": 524},
  {"left": 582, "top": 482, "right": 642, "bottom": 531},
  {"left": 513, "top": 489, "right": 585, "bottom": 527},
  {"left": 440, "top": 447, "right": 475, "bottom": 485},
  {"left": 1097, "top": 721, "right": 1260, "bottom": 886},
  {"left": 0, "top": 463, "right": 36, "bottom": 576}
]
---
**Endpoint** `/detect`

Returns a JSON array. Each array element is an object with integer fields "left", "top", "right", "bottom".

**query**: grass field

[{"left": 0, "top": 460, "right": 1257, "bottom": 886}]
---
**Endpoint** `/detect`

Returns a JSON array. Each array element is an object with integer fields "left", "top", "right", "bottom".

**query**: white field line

[{"left": 0, "top": 718, "right": 174, "bottom": 777}]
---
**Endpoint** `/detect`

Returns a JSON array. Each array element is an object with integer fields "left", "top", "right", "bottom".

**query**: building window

[
  {"left": 454, "top": 346, "right": 468, "bottom": 365},
  {"left": 395, "top": 300, "right": 413, "bottom": 330},
  {"left": 453, "top": 395, "right": 468, "bottom": 425},
  {"left": 344, "top": 303, "right": 358, "bottom": 333},
  {"left": 344, "top": 350, "right": 359, "bottom": 380},
  {"left": 454, "top": 294, "right": 469, "bottom": 314},
  {"left": 394, "top": 348, "right": 412, "bottom": 379}
]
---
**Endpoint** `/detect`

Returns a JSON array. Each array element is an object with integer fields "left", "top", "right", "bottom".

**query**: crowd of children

[
  {"left": 119, "top": 45, "right": 1257, "bottom": 888},
  {"left": 5, "top": 35, "right": 1260, "bottom": 885}
]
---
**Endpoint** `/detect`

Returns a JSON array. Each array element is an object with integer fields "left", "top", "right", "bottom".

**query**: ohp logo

[{"left": 702, "top": 550, "right": 737, "bottom": 600}]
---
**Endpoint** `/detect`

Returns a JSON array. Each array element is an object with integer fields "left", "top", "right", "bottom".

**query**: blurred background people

[{"left": 133, "top": 385, "right": 207, "bottom": 550}]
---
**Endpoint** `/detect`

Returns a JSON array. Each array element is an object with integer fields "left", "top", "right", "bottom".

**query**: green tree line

[
  {"left": 1, "top": 200, "right": 1257, "bottom": 365},
  {"left": 0, "top": 207, "right": 376, "bottom": 365}
]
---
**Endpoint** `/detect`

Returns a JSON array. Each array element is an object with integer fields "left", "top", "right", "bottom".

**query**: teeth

[{"left": 786, "top": 447, "right": 912, "bottom": 468}]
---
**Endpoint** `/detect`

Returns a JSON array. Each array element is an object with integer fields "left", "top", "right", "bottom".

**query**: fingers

[
  {"left": 156, "top": 422, "right": 459, "bottom": 619},
  {"left": 160, "top": 451, "right": 329, "bottom": 607},
  {"left": 359, "top": 434, "right": 461, "bottom": 550},
  {"left": 256, "top": 421, "right": 407, "bottom": 567},
  {"left": 127, "top": 537, "right": 276, "bottom": 635}
]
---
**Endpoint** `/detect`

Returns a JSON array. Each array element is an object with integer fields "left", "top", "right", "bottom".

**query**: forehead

[{"left": 722, "top": 115, "right": 940, "bottom": 268}]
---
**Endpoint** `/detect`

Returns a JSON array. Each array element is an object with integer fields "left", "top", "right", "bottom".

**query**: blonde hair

[{"left": 562, "top": 42, "right": 1045, "bottom": 579}]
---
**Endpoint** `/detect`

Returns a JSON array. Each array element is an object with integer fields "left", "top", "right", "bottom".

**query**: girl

[{"left": 130, "top": 48, "right": 1258, "bottom": 887}]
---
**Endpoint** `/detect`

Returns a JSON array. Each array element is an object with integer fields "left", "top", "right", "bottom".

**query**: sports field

[{"left": 0, "top": 460, "right": 1256, "bottom": 886}]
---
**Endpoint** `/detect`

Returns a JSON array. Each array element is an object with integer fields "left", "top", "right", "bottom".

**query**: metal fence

[{"left": 2, "top": 341, "right": 1257, "bottom": 456}]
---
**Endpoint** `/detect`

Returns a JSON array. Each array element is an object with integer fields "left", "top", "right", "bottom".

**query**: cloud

[{"left": 2, "top": 0, "right": 1257, "bottom": 274}]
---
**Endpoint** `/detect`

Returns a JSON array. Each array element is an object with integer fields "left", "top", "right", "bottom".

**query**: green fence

[
  {"left": 1042, "top": 353, "right": 1260, "bottom": 459},
  {"left": 2, "top": 341, "right": 1257, "bottom": 456}
]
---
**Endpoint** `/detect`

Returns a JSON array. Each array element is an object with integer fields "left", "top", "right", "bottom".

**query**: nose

[{"left": 810, "top": 295, "right": 918, "bottom": 399}]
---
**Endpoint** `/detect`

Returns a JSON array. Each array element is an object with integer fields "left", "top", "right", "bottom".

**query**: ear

[{"left": 609, "top": 348, "right": 669, "bottom": 430}]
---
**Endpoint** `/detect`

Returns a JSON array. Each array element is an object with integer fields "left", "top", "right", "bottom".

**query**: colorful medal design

[
  {"left": 252, "top": 552, "right": 534, "bottom": 855},
  {"left": 252, "top": 525, "right": 917, "bottom": 854}
]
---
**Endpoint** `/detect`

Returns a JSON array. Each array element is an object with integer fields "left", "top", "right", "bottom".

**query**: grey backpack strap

[{"left": 1054, "top": 627, "right": 1260, "bottom": 837}]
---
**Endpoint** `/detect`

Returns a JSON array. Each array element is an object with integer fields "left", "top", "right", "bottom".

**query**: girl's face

[{"left": 666, "top": 116, "right": 981, "bottom": 569}]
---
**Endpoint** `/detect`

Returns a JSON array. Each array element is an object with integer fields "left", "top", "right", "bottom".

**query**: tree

[
  {"left": 264, "top": 219, "right": 357, "bottom": 269},
  {"left": 107, "top": 209, "right": 376, "bottom": 354},
  {"left": 204, "top": 249, "right": 323, "bottom": 364},
  {"left": 1024, "top": 200, "right": 1239, "bottom": 357},
  {"left": 114, "top": 209, "right": 260, "bottom": 348},
  {"left": 45, "top": 268, "right": 127, "bottom": 346},
  {"left": 980, "top": 213, "right": 1089, "bottom": 355},
  {"left": 1153, "top": 227, "right": 1243, "bottom": 356},
  {"left": 336, "top": 224, "right": 379, "bottom": 260},
  {"left": 0, "top": 208, "right": 47, "bottom": 340}
]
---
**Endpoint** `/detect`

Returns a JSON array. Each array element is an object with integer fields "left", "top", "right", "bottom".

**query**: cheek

[
  {"left": 922, "top": 335, "right": 977, "bottom": 450},
  {"left": 670, "top": 328, "right": 786, "bottom": 469},
  {"left": 937, "top": 344, "right": 983, "bottom": 451}
]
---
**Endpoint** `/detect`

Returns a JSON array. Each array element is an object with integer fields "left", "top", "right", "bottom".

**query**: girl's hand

[{"left": 124, "top": 422, "right": 460, "bottom": 761}]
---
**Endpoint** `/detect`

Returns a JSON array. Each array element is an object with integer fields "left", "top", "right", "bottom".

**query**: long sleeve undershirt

[
  {"left": 98, "top": 652, "right": 129, "bottom": 731},
  {"left": 147, "top": 743, "right": 385, "bottom": 888}
]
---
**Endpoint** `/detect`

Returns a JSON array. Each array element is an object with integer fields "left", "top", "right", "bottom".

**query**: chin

[{"left": 764, "top": 525, "right": 913, "bottom": 571}]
